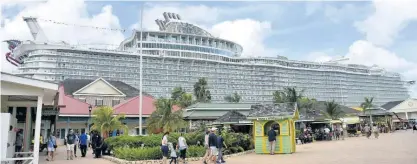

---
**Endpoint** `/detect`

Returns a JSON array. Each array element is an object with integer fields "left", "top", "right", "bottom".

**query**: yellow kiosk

[{"left": 247, "top": 103, "right": 299, "bottom": 154}]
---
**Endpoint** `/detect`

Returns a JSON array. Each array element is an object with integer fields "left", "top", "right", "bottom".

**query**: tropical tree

[
  {"left": 193, "top": 78, "right": 211, "bottom": 102},
  {"left": 299, "top": 97, "right": 317, "bottom": 115},
  {"left": 146, "top": 98, "right": 187, "bottom": 134},
  {"left": 224, "top": 92, "right": 241, "bottom": 103},
  {"left": 360, "top": 97, "right": 374, "bottom": 123},
  {"left": 91, "top": 106, "right": 128, "bottom": 138},
  {"left": 177, "top": 93, "right": 193, "bottom": 108},
  {"left": 171, "top": 87, "right": 185, "bottom": 101},
  {"left": 322, "top": 100, "right": 345, "bottom": 120},
  {"left": 171, "top": 87, "right": 193, "bottom": 108},
  {"left": 273, "top": 87, "right": 304, "bottom": 103}
]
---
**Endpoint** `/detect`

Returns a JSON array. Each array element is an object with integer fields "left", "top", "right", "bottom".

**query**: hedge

[{"left": 113, "top": 146, "right": 205, "bottom": 161}]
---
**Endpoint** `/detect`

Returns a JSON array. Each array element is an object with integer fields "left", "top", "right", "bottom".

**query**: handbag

[{"left": 54, "top": 145, "right": 57, "bottom": 148}]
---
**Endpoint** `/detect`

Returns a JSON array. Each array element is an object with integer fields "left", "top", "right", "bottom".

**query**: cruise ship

[{"left": 5, "top": 12, "right": 411, "bottom": 106}]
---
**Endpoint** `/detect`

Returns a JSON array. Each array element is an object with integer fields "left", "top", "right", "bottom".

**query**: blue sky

[{"left": 1, "top": 0, "right": 416, "bottom": 97}]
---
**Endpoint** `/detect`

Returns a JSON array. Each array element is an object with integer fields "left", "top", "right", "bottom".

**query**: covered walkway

[{"left": 1, "top": 72, "right": 59, "bottom": 164}]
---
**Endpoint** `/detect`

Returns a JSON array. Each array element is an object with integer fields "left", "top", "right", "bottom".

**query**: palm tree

[
  {"left": 360, "top": 97, "right": 374, "bottom": 124},
  {"left": 299, "top": 97, "right": 317, "bottom": 116},
  {"left": 178, "top": 93, "right": 193, "bottom": 108},
  {"left": 146, "top": 98, "right": 187, "bottom": 134},
  {"left": 171, "top": 87, "right": 193, "bottom": 108},
  {"left": 273, "top": 87, "right": 304, "bottom": 103},
  {"left": 91, "top": 106, "right": 128, "bottom": 138},
  {"left": 224, "top": 92, "right": 241, "bottom": 103},
  {"left": 171, "top": 87, "right": 185, "bottom": 101},
  {"left": 193, "top": 78, "right": 211, "bottom": 102},
  {"left": 322, "top": 100, "right": 345, "bottom": 120}
]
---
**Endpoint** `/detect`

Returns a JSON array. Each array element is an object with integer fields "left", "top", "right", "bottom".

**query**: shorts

[
  {"left": 161, "top": 145, "right": 169, "bottom": 157},
  {"left": 66, "top": 144, "right": 75, "bottom": 151},
  {"left": 210, "top": 146, "right": 218, "bottom": 156},
  {"left": 47, "top": 147, "right": 55, "bottom": 152}
]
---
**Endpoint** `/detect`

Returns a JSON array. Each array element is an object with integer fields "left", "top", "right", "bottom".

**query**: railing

[{"left": 1, "top": 152, "right": 34, "bottom": 164}]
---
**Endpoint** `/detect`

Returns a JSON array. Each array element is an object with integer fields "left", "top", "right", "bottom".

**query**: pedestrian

[
  {"left": 91, "top": 131, "right": 96, "bottom": 154},
  {"left": 66, "top": 130, "right": 76, "bottom": 160},
  {"left": 15, "top": 130, "right": 23, "bottom": 153},
  {"left": 267, "top": 126, "right": 277, "bottom": 155},
  {"left": 216, "top": 130, "right": 226, "bottom": 164},
  {"left": 161, "top": 132, "right": 169, "bottom": 164},
  {"left": 208, "top": 127, "right": 218, "bottom": 164},
  {"left": 373, "top": 124, "right": 379, "bottom": 139},
  {"left": 94, "top": 133, "right": 103, "bottom": 158},
  {"left": 46, "top": 132, "right": 57, "bottom": 161},
  {"left": 177, "top": 133, "right": 188, "bottom": 164},
  {"left": 335, "top": 129, "right": 340, "bottom": 140},
  {"left": 74, "top": 132, "right": 79, "bottom": 157},
  {"left": 202, "top": 129, "right": 211, "bottom": 164},
  {"left": 79, "top": 130, "right": 88, "bottom": 157},
  {"left": 364, "top": 124, "right": 371, "bottom": 139},
  {"left": 168, "top": 142, "right": 177, "bottom": 164},
  {"left": 413, "top": 124, "right": 416, "bottom": 133},
  {"left": 87, "top": 132, "right": 91, "bottom": 149}
]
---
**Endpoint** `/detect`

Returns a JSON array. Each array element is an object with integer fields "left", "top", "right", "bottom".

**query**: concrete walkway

[
  {"left": 40, "top": 146, "right": 113, "bottom": 164},
  {"left": 41, "top": 130, "right": 417, "bottom": 164},
  {"left": 190, "top": 130, "right": 417, "bottom": 164}
]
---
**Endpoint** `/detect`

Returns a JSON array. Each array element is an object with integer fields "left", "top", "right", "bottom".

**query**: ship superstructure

[{"left": 5, "top": 12, "right": 411, "bottom": 106}]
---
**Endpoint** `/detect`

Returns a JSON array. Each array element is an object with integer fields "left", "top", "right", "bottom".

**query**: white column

[
  {"left": 32, "top": 95, "right": 43, "bottom": 164},
  {"left": 405, "top": 112, "right": 409, "bottom": 120},
  {"left": 12, "top": 106, "right": 17, "bottom": 119}
]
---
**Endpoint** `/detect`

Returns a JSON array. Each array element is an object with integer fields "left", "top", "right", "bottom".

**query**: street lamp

[{"left": 88, "top": 105, "right": 92, "bottom": 133}]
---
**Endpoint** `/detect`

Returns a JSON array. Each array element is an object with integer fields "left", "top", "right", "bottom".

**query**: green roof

[{"left": 186, "top": 103, "right": 253, "bottom": 110}]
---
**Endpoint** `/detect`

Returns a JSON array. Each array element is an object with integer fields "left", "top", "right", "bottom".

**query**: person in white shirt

[
  {"left": 177, "top": 133, "right": 188, "bottom": 164},
  {"left": 202, "top": 129, "right": 210, "bottom": 164},
  {"left": 161, "top": 132, "right": 169, "bottom": 164}
]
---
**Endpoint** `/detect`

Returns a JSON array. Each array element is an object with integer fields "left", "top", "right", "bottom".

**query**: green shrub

[
  {"left": 113, "top": 145, "right": 206, "bottom": 161},
  {"left": 113, "top": 147, "right": 162, "bottom": 161},
  {"left": 186, "top": 146, "right": 206, "bottom": 157}
]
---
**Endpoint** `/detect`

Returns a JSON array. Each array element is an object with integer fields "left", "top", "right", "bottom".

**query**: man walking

[
  {"left": 79, "top": 130, "right": 88, "bottom": 157},
  {"left": 364, "top": 124, "right": 371, "bottom": 139},
  {"left": 74, "top": 132, "right": 79, "bottom": 157},
  {"left": 216, "top": 130, "right": 226, "bottom": 164},
  {"left": 267, "top": 127, "right": 277, "bottom": 155},
  {"left": 202, "top": 129, "right": 210, "bottom": 164},
  {"left": 66, "top": 130, "right": 76, "bottom": 160},
  {"left": 208, "top": 127, "right": 218, "bottom": 164}
]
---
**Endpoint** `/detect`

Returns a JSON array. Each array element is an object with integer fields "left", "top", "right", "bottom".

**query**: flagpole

[{"left": 139, "top": 3, "right": 144, "bottom": 136}]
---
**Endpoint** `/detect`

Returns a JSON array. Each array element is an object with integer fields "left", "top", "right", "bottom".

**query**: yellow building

[{"left": 247, "top": 103, "right": 299, "bottom": 154}]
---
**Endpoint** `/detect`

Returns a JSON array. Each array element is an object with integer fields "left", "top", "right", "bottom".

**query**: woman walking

[
  {"left": 161, "top": 132, "right": 169, "bottom": 164},
  {"left": 177, "top": 133, "right": 188, "bottom": 164},
  {"left": 372, "top": 124, "right": 379, "bottom": 139},
  {"left": 46, "top": 132, "right": 57, "bottom": 161}
]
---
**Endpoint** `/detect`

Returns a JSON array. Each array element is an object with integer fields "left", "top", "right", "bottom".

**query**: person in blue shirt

[{"left": 79, "top": 130, "right": 88, "bottom": 157}]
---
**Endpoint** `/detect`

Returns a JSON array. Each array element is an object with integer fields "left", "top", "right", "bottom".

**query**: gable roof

[
  {"left": 60, "top": 78, "right": 151, "bottom": 98},
  {"left": 183, "top": 102, "right": 252, "bottom": 119},
  {"left": 215, "top": 110, "right": 247, "bottom": 123},
  {"left": 72, "top": 78, "right": 126, "bottom": 96},
  {"left": 247, "top": 103, "right": 296, "bottom": 119},
  {"left": 381, "top": 100, "right": 405, "bottom": 110}
]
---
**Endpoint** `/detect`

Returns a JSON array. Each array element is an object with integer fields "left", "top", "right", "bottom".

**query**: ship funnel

[{"left": 22, "top": 17, "right": 48, "bottom": 43}]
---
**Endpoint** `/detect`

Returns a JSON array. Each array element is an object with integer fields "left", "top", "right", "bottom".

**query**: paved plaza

[{"left": 42, "top": 130, "right": 416, "bottom": 164}]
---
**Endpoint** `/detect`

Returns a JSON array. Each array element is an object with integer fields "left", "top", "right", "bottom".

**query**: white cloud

[
  {"left": 308, "top": 0, "right": 417, "bottom": 98},
  {"left": 1, "top": 0, "right": 125, "bottom": 72},
  {"left": 132, "top": 3, "right": 278, "bottom": 57},
  {"left": 210, "top": 19, "right": 275, "bottom": 57},
  {"left": 354, "top": 0, "right": 417, "bottom": 47}
]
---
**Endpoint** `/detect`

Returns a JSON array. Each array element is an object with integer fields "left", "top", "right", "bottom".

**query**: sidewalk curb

[{"left": 102, "top": 150, "right": 255, "bottom": 164}]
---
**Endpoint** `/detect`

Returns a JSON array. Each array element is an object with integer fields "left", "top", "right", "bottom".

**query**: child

[{"left": 168, "top": 142, "right": 177, "bottom": 164}]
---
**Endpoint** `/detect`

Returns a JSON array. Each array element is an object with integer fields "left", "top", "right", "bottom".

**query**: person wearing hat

[{"left": 208, "top": 127, "right": 218, "bottom": 164}]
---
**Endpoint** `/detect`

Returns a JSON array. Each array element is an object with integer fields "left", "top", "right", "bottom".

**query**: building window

[
  {"left": 95, "top": 99, "right": 103, "bottom": 106},
  {"left": 78, "top": 98, "right": 86, "bottom": 102},
  {"left": 112, "top": 99, "right": 120, "bottom": 106}
]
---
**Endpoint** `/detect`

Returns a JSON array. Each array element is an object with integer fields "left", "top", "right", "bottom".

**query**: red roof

[
  {"left": 113, "top": 96, "right": 156, "bottom": 115},
  {"left": 58, "top": 85, "right": 180, "bottom": 116}
]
